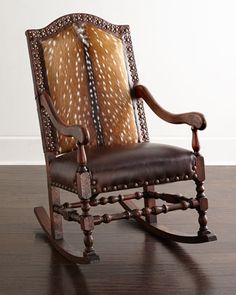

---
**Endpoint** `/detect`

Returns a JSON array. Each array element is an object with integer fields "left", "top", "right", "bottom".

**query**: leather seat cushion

[{"left": 50, "top": 143, "right": 196, "bottom": 194}]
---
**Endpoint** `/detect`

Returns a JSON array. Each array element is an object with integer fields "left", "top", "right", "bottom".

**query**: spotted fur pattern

[{"left": 41, "top": 24, "right": 138, "bottom": 153}]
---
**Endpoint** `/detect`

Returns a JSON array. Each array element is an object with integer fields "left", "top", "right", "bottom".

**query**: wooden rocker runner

[{"left": 26, "top": 13, "right": 217, "bottom": 264}]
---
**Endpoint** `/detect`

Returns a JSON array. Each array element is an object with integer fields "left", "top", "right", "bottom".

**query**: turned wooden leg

[
  {"left": 48, "top": 185, "right": 63, "bottom": 240},
  {"left": 80, "top": 200, "right": 96, "bottom": 257},
  {"left": 195, "top": 180, "right": 211, "bottom": 236},
  {"left": 144, "top": 185, "right": 157, "bottom": 224}
]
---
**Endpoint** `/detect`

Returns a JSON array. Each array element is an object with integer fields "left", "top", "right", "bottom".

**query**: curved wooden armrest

[
  {"left": 39, "top": 91, "right": 89, "bottom": 145},
  {"left": 134, "top": 85, "right": 206, "bottom": 130}
]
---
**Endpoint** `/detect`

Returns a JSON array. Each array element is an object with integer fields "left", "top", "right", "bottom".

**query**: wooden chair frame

[{"left": 26, "top": 13, "right": 216, "bottom": 264}]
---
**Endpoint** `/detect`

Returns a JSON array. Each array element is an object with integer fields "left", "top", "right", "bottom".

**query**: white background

[{"left": 0, "top": 0, "right": 235, "bottom": 164}]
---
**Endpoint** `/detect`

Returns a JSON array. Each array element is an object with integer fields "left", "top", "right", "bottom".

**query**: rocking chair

[{"left": 26, "top": 13, "right": 216, "bottom": 264}]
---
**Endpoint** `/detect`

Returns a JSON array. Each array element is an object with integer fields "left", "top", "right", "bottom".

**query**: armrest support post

[
  {"left": 76, "top": 143, "right": 92, "bottom": 199},
  {"left": 77, "top": 143, "right": 88, "bottom": 173},
  {"left": 192, "top": 128, "right": 200, "bottom": 154}
]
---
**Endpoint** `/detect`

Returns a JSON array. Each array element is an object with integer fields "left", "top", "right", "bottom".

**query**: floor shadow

[
  {"left": 145, "top": 233, "right": 213, "bottom": 295},
  {"left": 36, "top": 233, "right": 91, "bottom": 295},
  {"left": 35, "top": 221, "right": 214, "bottom": 295},
  {"left": 123, "top": 220, "right": 213, "bottom": 295}
]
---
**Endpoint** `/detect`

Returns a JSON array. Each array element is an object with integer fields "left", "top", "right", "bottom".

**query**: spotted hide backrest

[{"left": 26, "top": 14, "right": 149, "bottom": 154}]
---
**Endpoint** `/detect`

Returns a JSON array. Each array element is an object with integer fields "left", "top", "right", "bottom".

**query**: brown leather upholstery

[{"left": 50, "top": 143, "right": 196, "bottom": 195}]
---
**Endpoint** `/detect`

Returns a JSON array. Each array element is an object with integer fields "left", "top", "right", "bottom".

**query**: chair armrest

[
  {"left": 134, "top": 85, "right": 207, "bottom": 130},
  {"left": 39, "top": 91, "right": 89, "bottom": 145}
]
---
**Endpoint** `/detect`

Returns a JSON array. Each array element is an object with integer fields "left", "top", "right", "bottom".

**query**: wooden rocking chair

[{"left": 26, "top": 13, "right": 216, "bottom": 264}]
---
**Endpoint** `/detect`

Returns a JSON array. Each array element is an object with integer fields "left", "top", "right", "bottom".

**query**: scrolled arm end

[{"left": 181, "top": 112, "right": 207, "bottom": 131}]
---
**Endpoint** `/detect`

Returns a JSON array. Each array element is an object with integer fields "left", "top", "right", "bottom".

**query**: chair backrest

[{"left": 26, "top": 13, "right": 149, "bottom": 154}]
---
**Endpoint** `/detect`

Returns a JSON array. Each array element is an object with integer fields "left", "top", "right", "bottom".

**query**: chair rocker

[{"left": 26, "top": 13, "right": 217, "bottom": 264}]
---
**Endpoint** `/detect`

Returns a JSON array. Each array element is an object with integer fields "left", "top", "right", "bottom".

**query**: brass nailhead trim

[
  {"left": 92, "top": 174, "right": 195, "bottom": 193},
  {"left": 135, "top": 192, "right": 143, "bottom": 199},
  {"left": 193, "top": 173, "right": 198, "bottom": 180},
  {"left": 119, "top": 195, "right": 124, "bottom": 201}
]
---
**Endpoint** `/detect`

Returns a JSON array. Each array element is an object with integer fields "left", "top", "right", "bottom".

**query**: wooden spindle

[
  {"left": 80, "top": 200, "right": 95, "bottom": 256},
  {"left": 195, "top": 179, "right": 210, "bottom": 236},
  {"left": 77, "top": 143, "right": 88, "bottom": 172},
  {"left": 191, "top": 127, "right": 200, "bottom": 154}
]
